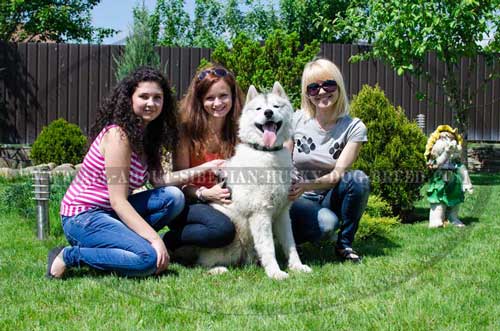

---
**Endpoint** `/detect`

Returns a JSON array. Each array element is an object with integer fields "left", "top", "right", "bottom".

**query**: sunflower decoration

[{"left": 424, "top": 125, "right": 463, "bottom": 161}]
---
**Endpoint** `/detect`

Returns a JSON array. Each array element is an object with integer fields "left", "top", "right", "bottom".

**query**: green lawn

[{"left": 1, "top": 173, "right": 499, "bottom": 330}]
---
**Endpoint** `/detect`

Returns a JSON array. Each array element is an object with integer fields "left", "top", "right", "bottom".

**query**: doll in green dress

[{"left": 424, "top": 125, "right": 473, "bottom": 228}]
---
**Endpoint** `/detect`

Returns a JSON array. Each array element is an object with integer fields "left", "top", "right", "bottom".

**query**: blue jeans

[
  {"left": 162, "top": 203, "right": 235, "bottom": 250},
  {"left": 61, "top": 186, "right": 185, "bottom": 277},
  {"left": 290, "top": 170, "right": 370, "bottom": 250}
]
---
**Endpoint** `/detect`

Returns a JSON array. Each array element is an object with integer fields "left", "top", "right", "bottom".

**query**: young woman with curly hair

[
  {"left": 161, "top": 64, "right": 245, "bottom": 254},
  {"left": 47, "top": 67, "right": 222, "bottom": 279}
]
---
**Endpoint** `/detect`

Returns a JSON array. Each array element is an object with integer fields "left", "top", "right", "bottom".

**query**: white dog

[{"left": 174, "top": 82, "right": 311, "bottom": 280}]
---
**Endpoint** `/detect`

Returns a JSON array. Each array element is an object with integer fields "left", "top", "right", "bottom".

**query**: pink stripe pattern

[{"left": 60, "top": 125, "right": 148, "bottom": 216}]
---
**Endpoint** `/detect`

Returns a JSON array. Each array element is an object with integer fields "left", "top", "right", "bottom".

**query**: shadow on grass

[
  {"left": 470, "top": 172, "right": 500, "bottom": 186},
  {"left": 297, "top": 235, "right": 400, "bottom": 266},
  {"left": 63, "top": 266, "right": 179, "bottom": 280}
]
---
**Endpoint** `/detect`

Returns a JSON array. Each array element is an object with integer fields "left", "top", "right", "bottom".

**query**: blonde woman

[{"left": 287, "top": 58, "right": 370, "bottom": 263}]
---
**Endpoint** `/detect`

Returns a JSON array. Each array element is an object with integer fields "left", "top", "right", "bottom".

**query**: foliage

[
  {"left": 350, "top": 85, "right": 428, "bottom": 216},
  {"left": 356, "top": 195, "right": 400, "bottom": 240},
  {"left": 30, "top": 118, "right": 87, "bottom": 166},
  {"left": 279, "top": 0, "right": 351, "bottom": 44},
  {"left": 332, "top": 0, "right": 500, "bottom": 158},
  {"left": 0, "top": 0, "right": 116, "bottom": 42},
  {"left": 210, "top": 30, "right": 320, "bottom": 108},
  {"left": 0, "top": 174, "right": 71, "bottom": 236},
  {"left": 114, "top": 3, "right": 161, "bottom": 82},
  {"left": 154, "top": 0, "right": 280, "bottom": 48}
]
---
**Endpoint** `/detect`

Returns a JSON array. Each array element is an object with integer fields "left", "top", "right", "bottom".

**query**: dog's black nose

[{"left": 264, "top": 109, "right": 273, "bottom": 119}]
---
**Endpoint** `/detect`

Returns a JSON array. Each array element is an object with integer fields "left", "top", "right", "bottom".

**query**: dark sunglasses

[
  {"left": 306, "top": 80, "right": 338, "bottom": 96},
  {"left": 197, "top": 68, "right": 229, "bottom": 81}
]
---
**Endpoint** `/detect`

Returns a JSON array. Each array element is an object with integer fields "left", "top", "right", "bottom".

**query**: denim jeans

[
  {"left": 290, "top": 170, "right": 370, "bottom": 250},
  {"left": 162, "top": 203, "right": 235, "bottom": 250},
  {"left": 61, "top": 186, "right": 185, "bottom": 277}
]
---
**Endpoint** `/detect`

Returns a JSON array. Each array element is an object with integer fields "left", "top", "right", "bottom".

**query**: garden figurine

[{"left": 424, "top": 125, "right": 473, "bottom": 228}]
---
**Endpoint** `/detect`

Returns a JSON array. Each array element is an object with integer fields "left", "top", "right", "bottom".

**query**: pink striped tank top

[{"left": 60, "top": 124, "right": 148, "bottom": 216}]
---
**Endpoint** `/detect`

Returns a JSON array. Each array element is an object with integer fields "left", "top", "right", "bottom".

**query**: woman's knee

[
  {"left": 346, "top": 170, "right": 370, "bottom": 197},
  {"left": 158, "top": 186, "right": 185, "bottom": 218},
  {"left": 133, "top": 245, "right": 157, "bottom": 276}
]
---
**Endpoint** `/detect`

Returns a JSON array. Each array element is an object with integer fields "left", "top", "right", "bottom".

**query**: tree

[
  {"left": 211, "top": 30, "right": 320, "bottom": 108},
  {"left": 331, "top": 0, "right": 500, "bottom": 161},
  {"left": 0, "top": 0, "right": 116, "bottom": 43},
  {"left": 154, "top": 0, "right": 280, "bottom": 47},
  {"left": 114, "top": 4, "right": 161, "bottom": 81},
  {"left": 279, "top": 0, "right": 351, "bottom": 44}
]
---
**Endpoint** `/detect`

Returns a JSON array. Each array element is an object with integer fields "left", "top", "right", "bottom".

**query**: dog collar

[{"left": 247, "top": 143, "right": 284, "bottom": 152}]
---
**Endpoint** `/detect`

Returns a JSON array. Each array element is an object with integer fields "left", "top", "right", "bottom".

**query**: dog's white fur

[{"left": 174, "top": 82, "right": 311, "bottom": 280}]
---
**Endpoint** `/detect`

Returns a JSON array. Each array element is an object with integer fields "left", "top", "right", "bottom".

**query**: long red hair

[{"left": 179, "top": 64, "right": 244, "bottom": 159}]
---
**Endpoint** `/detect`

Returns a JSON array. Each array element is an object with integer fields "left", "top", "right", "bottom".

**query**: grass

[{"left": 1, "top": 173, "right": 499, "bottom": 330}]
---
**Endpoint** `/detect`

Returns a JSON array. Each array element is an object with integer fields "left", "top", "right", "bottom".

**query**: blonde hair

[{"left": 300, "top": 58, "right": 349, "bottom": 119}]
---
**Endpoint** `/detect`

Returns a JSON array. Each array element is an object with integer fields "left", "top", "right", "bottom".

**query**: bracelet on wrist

[{"left": 196, "top": 186, "right": 207, "bottom": 202}]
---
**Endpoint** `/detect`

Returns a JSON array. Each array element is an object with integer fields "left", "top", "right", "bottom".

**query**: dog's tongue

[{"left": 262, "top": 122, "right": 277, "bottom": 147}]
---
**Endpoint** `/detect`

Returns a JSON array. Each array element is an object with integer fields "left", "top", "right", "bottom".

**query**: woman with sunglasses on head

[
  {"left": 286, "top": 58, "right": 370, "bottom": 263},
  {"left": 161, "top": 64, "right": 245, "bottom": 254},
  {"left": 47, "top": 67, "right": 224, "bottom": 279}
]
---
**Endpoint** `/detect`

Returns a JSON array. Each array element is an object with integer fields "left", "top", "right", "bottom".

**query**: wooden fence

[{"left": 1, "top": 42, "right": 499, "bottom": 144}]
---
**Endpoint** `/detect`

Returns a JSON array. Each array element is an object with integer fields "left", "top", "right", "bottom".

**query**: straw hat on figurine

[{"left": 424, "top": 125, "right": 463, "bottom": 161}]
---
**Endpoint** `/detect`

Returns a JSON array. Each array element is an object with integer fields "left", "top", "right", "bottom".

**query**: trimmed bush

[
  {"left": 30, "top": 118, "right": 87, "bottom": 165},
  {"left": 356, "top": 195, "right": 400, "bottom": 240},
  {"left": 350, "top": 85, "right": 428, "bottom": 217},
  {"left": 208, "top": 29, "right": 320, "bottom": 109}
]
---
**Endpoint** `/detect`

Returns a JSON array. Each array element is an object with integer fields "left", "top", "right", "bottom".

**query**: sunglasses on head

[
  {"left": 197, "top": 68, "right": 229, "bottom": 81},
  {"left": 306, "top": 80, "right": 338, "bottom": 96}
]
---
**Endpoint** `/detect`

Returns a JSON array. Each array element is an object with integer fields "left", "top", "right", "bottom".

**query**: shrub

[
  {"left": 356, "top": 195, "right": 400, "bottom": 240},
  {"left": 350, "top": 85, "right": 428, "bottom": 217},
  {"left": 208, "top": 29, "right": 320, "bottom": 109},
  {"left": 30, "top": 118, "right": 87, "bottom": 165}
]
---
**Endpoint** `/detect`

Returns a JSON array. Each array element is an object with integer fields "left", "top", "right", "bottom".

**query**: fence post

[{"left": 33, "top": 169, "right": 50, "bottom": 240}]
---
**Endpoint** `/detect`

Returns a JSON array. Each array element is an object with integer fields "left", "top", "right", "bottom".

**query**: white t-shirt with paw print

[{"left": 291, "top": 109, "right": 367, "bottom": 194}]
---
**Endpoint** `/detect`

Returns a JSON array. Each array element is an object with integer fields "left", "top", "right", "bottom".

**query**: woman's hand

[
  {"left": 201, "top": 182, "right": 232, "bottom": 204},
  {"left": 288, "top": 182, "right": 306, "bottom": 201},
  {"left": 151, "top": 237, "right": 170, "bottom": 274}
]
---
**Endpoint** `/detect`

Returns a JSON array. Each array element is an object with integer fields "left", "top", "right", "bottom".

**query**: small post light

[
  {"left": 416, "top": 114, "right": 426, "bottom": 132},
  {"left": 33, "top": 169, "right": 50, "bottom": 240}
]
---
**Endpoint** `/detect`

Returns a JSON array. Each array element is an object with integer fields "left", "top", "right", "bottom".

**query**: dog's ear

[
  {"left": 272, "top": 82, "right": 287, "bottom": 99},
  {"left": 246, "top": 85, "right": 259, "bottom": 104}
]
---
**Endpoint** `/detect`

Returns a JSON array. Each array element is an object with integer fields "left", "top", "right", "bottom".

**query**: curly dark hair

[
  {"left": 91, "top": 66, "right": 178, "bottom": 172},
  {"left": 179, "top": 63, "right": 244, "bottom": 159}
]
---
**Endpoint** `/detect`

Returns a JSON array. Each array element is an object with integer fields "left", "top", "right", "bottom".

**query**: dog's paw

[
  {"left": 266, "top": 269, "right": 289, "bottom": 280},
  {"left": 207, "top": 266, "right": 229, "bottom": 275},
  {"left": 289, "top": 263, "right": 312, "bottom": 273}
]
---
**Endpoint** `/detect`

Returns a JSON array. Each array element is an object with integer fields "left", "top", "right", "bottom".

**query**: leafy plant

[
  {"left": 0, "top": 0, "right": 116, "bottom": 42},
  {"left": 356, "top": 195, "right": 400, "bottom": 240},
  {"left": 350, "top": 85, "right": 428, "bottom": 217},
  {"left": 332, "top": 0, "right": 500, "bottom": 162},
  {"left": 30, "top": 118, "right": 87, "bottom": 166},
  {"left": 209, "top": 29, "right": 320, "bottom": 108}
]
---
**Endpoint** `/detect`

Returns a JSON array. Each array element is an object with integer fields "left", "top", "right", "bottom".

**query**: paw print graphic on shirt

[
  {"left": 329, "top": 141, "right": 345, "bottom": 160},
  {"left": 296, "top": 136, "right": 316, "bottom": 154}
]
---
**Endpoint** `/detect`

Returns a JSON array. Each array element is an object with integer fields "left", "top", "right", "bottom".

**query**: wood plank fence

[{"left": 1, "top": 42, "right": 499, "bottom": 144}]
